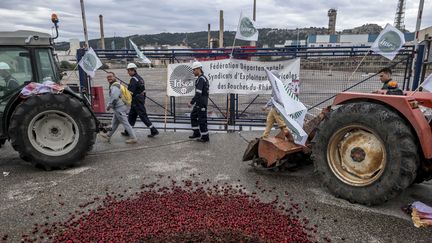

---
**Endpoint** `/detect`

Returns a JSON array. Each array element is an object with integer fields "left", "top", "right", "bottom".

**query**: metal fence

[{"left": 81, "top": 46, "right": 415, "bottom": 130}]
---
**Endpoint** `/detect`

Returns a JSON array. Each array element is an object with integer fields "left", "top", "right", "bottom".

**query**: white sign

[
  {"left": 421, "top": 73, "right": 432, "bottom": 92},
  {"left": 167, "top": 58, "right": 300, "bottom": 96},
  {"left": 78, "top": 47, "right": 102, "bottom": 78},
  {"left": 235, "top": 12, "right": 259, "bottom": 42},
  {"left": 371, "top": 24, "right": 405, "bottom": 61},
  {"left": 129, "top": 39, "right": 151, "bottom": 64},
  {"left": 266, "top": 68, "right": 308, "bottom": 145}
]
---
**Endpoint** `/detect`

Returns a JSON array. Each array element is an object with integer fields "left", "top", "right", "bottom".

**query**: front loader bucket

[
  {"left": 243, "top": 138, "right": 260, "bottom": 161},
  {"left": 258, "top": 137, "right": 303, "bottom": 167}
]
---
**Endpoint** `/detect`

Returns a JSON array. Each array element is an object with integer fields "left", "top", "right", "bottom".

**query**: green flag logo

[
  {"left": 239, "top": 17, "right": 257, "bottom": 38},
  {"left": 82, "top": 54, "right": 97, "bottom": 71},
  {"left": 378, "top": 31, "right": 402, "bottom": 53}
]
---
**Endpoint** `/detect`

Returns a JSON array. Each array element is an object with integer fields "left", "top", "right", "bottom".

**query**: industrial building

[{"left": 306, "top": 33, "right": 415, "bottom": 48}]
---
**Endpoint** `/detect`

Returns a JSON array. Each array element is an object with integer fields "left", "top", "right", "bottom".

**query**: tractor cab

[
  {"left": 0, "top": 14, "right": 98, "bottom": 170},
  {"left": 0, "top": 31, "right": 61, "bottom": 140}
]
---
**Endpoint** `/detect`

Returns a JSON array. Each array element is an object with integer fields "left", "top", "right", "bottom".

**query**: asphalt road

[{"left": 1, "top": 130, "right": 431, "bottom": 242}]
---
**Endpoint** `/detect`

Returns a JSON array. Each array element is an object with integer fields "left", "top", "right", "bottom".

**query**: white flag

[
  {"left": 265, "top": 68, "right": 308, "bottom": 145},
  {"left": 235, "top": 12, "right": 259, "bottom": 42},
  {"left": 371, "top": 24, "right": 405, "bottom": 61},
  {"left": 129, "top": 39, "right": 151, "bottom": 64},
  {"left": 421, "top": 73, "right": 432, "bottom": 92},
  {"left": 78, "top": 47, "right": 102, "bottom": 78}
]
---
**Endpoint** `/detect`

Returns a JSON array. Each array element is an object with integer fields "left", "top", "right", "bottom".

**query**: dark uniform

[
  {"left": 190, "top": 74, "right": 209, "bottom": 141},
  {"left": 381, "top": 79, "right": 392, "bottom": 90},
  {"left": 385, "top": 80, "right": 404, "bottom": 96},
  {"left": 126, "top": 73, "right": 158, "bottom": 137}
]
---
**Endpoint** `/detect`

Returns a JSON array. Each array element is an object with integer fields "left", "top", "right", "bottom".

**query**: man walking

[
  {"left": 122, "top": 63, "right": 159, "bottom": 138},
  {"left": 188, "top": 61, "right": 209, "bottom": 142},
  {"left": 100, "top": 72, "right": 137, "bottom": 144}
]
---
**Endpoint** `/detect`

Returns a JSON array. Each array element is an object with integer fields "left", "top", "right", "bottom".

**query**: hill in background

[{"left": 55, "top": 24, "right": 384, "bottom": 51}]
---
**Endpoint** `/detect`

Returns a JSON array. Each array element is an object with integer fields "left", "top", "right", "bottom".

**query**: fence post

[
  {"left": 228, "top": 93, "right": 236, "bottom": 128},
  {"left": 76, "top": 48, "right": 88, "bottom": 94},
  {"left": 412, "top": 44, "right": 426, "bottom": 90}
]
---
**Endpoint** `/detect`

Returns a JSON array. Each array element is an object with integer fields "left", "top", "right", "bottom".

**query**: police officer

[
  {"left": 0, "top": 62, "right": 19, "bottom": 93},
  {"left": 188, "top": 61, "right": 210, "bottom": 142},
  {"left": 122, "top": 63, "right": 159, "bottom": 138}
]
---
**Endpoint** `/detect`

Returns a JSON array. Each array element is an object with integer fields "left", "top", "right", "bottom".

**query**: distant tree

[{"left": 60, "top": 61, "right": 75, "bottom": 70}]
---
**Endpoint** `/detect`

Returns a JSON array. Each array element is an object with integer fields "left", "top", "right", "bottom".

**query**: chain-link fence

[{"left": 66, "top": 46, "right": 414, "bottom": 129}]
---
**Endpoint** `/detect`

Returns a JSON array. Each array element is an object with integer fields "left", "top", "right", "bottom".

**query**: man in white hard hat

[
  {"left": 188, "top": 61, "right": 210, "bottom": 142},
  {"left": 0, "top": 62, "right": 19, "bottom": 93},
  {"left": 121, "top": 63, "right": 159, "bottom": 138}
]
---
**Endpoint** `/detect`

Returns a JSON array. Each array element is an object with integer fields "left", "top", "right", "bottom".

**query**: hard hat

[
  {"left": 127, "top": 63, "right": 138, "bottom": 69},
  {"left": 0, "top": 62, "right": 11, "bottom": 70},
  {"left": 191, "top": 61, "right": 202, "bottom": 70}
]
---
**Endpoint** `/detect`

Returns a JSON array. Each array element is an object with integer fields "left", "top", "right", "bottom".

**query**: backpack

[{"left": 112, "top": 82, "right": 132, "bottom": 106}]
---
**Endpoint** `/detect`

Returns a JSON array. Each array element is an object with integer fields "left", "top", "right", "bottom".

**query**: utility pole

[
  {"left": 80, "top": 0, "right": 89, "bottom": 48},
  {"left": 99, "top": 15, "right": 105, "bottom": 49},
  {"left": 208, "top": 24, "right": 211, "bottom": 48},
  {"left": 414, "top": 0, "right": 425, "bottom": 46},
  {"left": 219, "top": 10, "right": 224, "bottom": 48},
  {"left": 410, "top": 0, "right": 425, "bottom": 89},
  {"left": 251, "top": 0, "right": 257, "bottom": 47}
]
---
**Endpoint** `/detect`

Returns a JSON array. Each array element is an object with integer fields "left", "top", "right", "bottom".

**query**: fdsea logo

[
  {"left": 239, "top": 17, "right": 257, "bottom": 38},
  {"left": 82, "top": 55, "right": 97, "bottom": 71},
  {"left": 169, "top": 65, "right": 195, "bottom": 95},
  {"left": 378, "top": 31, "right": 402, "bottom": 53}
]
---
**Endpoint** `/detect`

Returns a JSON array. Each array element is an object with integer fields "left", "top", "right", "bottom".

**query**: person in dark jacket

[
  {"left": 121, "top": 63, "right": 159, "bottom": 138},
  {"left": 188, "top": 61, "right": 209, "bottom": 142},
  {"left": 378, "top": 67, "right": 393, "bottom": 90}
]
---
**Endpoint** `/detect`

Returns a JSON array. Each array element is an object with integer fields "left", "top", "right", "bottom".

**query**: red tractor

[{"left": 245, "top": 91, "right": 432, "bottom": 205}]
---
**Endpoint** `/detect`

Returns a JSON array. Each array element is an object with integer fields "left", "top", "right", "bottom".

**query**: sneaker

[
  {"left": 121, "top": 131, "right": 129, "bottom": 137},
  {"left": 125, "top": 138, "right": 138, "bottom": 144}
]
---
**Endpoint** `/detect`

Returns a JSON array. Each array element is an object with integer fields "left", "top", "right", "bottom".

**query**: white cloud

[{"left": 0, "top": 0, "right": 431, "bottom": 41}]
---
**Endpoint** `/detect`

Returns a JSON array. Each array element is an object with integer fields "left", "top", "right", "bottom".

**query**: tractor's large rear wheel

[
  {"left": 312, "top": 102, "right": 418, "bottom": 205},
  {"left": 9, "top": 94, "right": 96, "bottom": 169}
]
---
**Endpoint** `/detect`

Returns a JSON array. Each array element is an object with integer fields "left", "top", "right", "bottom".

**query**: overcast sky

[{"left": 0, "top": 0, "right": 431, "bottom": 41}]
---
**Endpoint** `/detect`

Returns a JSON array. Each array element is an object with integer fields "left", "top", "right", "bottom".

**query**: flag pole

[
  {"left": 230, "top": 38, "right": 237, "bottom": 59},
  {"left": 164, "top": 62, "right": 168, "bottom": 132},
  {"left": 164, "top": 95, "right": 168, "bottom": 132},
  {"left": 230, "top": 12, "right": 242, "bottom": 59},
  {"left": 344, "top": 49, "right": 370, "bottom": 89},
  {"left": 63, "top": 63, "right": 80, "bottom": 85}
]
